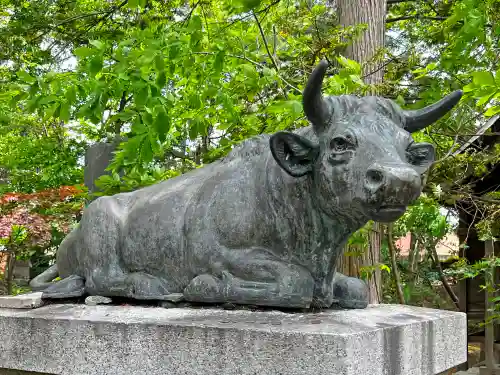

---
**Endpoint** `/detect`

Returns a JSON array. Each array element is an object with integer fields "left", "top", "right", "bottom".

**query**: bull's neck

[{"left": 264, "top": 153, "right": 365, "bottom": 256}]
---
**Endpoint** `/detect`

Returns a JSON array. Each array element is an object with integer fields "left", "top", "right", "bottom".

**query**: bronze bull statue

[{"left": 31, "top": 60, "right": 462, "bottom": 309}]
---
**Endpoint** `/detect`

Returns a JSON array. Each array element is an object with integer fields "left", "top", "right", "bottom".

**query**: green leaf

[
  {"left": 149, "top": 131, "right": 161, "bottom": 154},
  {"left": 126, "top": 0, "right": 140, "bottom": 8},
  {"left": 156, "top": 71, "right": 167, "bottom": 88},
  {"left": 88, "top": 55, "right": 103, "bottom": 77},
  {"left": 44, "top": 103, "right": 60, "bottom": 119},
  {"left": 39, "top": 95, "right": 58, "bottom": 105},
  {"left": 213, "top": 51, "right": 225, "bottom": 73},
  {"left": 140, "top": 136, "right": 154, "bottom": 163},
  {"left": 463, "top": 83, "right": 475, "bottom": 93},
  {"left": 26, "top": 96, "right": 41, "bottom": 112},
  {"left": 115, "top": 111, "right": 135, "bottom": 121},
  {"left": 262, "top": 67, "right": 275, "bottom": 77},
  {"left": 154, "top": 107, "right": 170, "bottom": 143},
  {"left": 287, "top": 100, "right": 302, "bottom": 115},
  {"left": 132, "top": 117, "right": 147, "bottom": 134},
  {"left": 189, "top": 94, "right": 202, "bottom": 109},
  {"left": 135, "top": 86, "right": 150, "bottom": 107},
  {"left": 66, "top": 86, "right": 77, "bottom": 104},
  {"left": 472, "top": 71, "right": 496, "bottom": 87},
  {"left": 155, "top": 55, "right": 165, "bottom": 72},
  {"left": 477, "top": 92, "right": 496, "bottom": 107},
  {"left": 484, "top": 106, "right": 500, "bottom": 117},
  {"left": 16, "top": 70, "right": 36, "bottom": 84},
  {"left": 188, "top": 15, "right": 203, "bottom": 32},
  {"left": 142, "top": 111, "right": 154, "bottom": 126},
  {"left": 89, "top": 40, "right": 104, "bottom": 50},
  {"left": 426, "top": 62, "right": 437, "bottom": 71},
  {"left": 59, "top": 101, "right": 71, "bottom": 123},
  {"left": 235, "top": 0, "right": 262, "bottom": 12},
  {"left": 395, "top": 95, "right": 405, "bottom": 107},
  {"left": 189, "top": 119, "right": 199, "bottom": 140},
  {"left": 73, "top": 47, "right": 95, "bottom": 58},
  {"left": 336, "top": 56, "right": 361, "bottom": 74},
  {"left": 241, "top": 64, "right": 256, "bottom": 78},
  {"left": 124, "top": 134, "right": 146, "bottom": 159},
  {"left": 169, "top": 43, "right": 182, "bottom": 61}
]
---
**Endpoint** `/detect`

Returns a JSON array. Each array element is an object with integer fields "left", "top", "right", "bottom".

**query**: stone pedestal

[
  {"left": 83, "top": 141, "right": 122, "bottom": 200},
  {"left": 0, "top": 303, "right": 466, "bottom": 375}
]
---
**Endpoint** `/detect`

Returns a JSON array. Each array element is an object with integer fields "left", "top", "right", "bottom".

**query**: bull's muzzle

[{"left": 365, "top": 162, "right": 421, "bottom": 209}]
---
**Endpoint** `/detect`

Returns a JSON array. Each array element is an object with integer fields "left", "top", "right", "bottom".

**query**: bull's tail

[{"left": 29, "top": 264, "right": 58, "bottom": 291}]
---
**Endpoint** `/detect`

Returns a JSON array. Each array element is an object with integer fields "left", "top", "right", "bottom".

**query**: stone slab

[
  {"left": 0, "top": 293, "right": 43, "bottom": 309},
  {"left": 0, "top": 303, "right": 466, "bottom": 375},
  {"left": 0, "top": 369, "right": 50, "bottom": 375}
]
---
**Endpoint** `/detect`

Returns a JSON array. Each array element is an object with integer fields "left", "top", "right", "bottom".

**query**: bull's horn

[
  {"left": 303, "top": 59, "right": 331, "bottom": 133},
  {"left": 404, "top": 90, "right": 463, "bottom": 133}
]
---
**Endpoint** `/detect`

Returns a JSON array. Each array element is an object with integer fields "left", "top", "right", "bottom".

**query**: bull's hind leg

[
  {"left": 40, "top": 196, "right": 174, "bottom": 301},
  {"left": 42, "top": 275, "right": 86, "bottom": 299},
  {"left": 183, "top": 248, "right": 314, "bottom": 308}
]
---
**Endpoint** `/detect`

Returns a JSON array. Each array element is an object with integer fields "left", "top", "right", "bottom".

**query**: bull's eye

[
  {"left": 330, "top": 137, "right": 351, "bottom": 152},
  {"left": 406, "top": 146, "right": 430, "bottom": 165}
]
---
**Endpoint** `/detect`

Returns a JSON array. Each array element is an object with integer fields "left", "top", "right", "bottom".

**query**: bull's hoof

[
  {"left": 183, "top": 274, "right": 226, "bottom": 303},
  {"left": 331, "top": 273, "right": 369, "bottom": 309},
  {"left": 123, "top": 272, "right": 171, "bottom": 300},
  {"left": 41, "top": 275, "right": 86, "bottom": 299}
]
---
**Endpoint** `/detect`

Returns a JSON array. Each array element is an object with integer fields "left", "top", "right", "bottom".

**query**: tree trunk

[
  {"left": 337, "top": 0, "right": 387, "bottom": 304},
  {"left": 408, "top": 234, "right": 418, "bottom": 273},
  {"left": 429, "top": 241, "right": 460, "bottom": 310},
  {"left": 337, "top": 0, "right": 387, "bottom": 85},
  {"left": 387, "top": 223, "right": 405, "bottom": 304},
  {"left": 5, "top": 250, "right": 15, "bottom": 296},
  {"left": 367, "top": 222, "right": 382, "bottom": 303}
]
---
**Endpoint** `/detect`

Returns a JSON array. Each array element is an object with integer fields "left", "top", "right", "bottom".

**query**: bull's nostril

[{"left": 367, "top": 169, "right": 384, "bottom": 185}]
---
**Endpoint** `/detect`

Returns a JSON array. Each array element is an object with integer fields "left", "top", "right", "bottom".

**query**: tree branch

[
  {"left": 252, "top": 11, "right": 279, "bottom": 71},
  {"left": 387, "top": 0, "right": 416, "bottom": 3},
  {"left": 194, "top": 52, "right": 263, "bottom": 68},
  {"left": 193, "top": 50, "right": 301, "bottom": 95},
  {"left": 387, "top": 14, "right": 493, "bottom": 28},
  {"left": 181, "top": 0, "right": 202, "bottom": 26},
  {"left": 386, "top": 15, "right": 447, "bottom": 23}
]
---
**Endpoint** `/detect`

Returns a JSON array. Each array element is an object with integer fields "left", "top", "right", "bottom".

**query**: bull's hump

[{"left": 222, "top": 134, "right": 272, "bottom": 163}]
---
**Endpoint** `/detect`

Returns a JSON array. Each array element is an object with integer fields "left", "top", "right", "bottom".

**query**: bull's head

[{"left": 270, "top": 60, "right": 462, "bottom": 222}]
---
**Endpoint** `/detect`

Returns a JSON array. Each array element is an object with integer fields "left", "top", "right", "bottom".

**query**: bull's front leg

[
  {"left": 311, "top": 268, "right": 370, "bottom": 309},
  {"left": 183, "top": 248, "right": 314, "bottom": 308},
  {"left": 330, "top": 272, "right": 370, "bottom": 309}
]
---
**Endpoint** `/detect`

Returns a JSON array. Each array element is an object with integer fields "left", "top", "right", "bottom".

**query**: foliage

[
  {"left": 386, "top": 0, "right": 500, "bottom": 238},
  {"left": 0, "top": 185, "right": 86, "bottom": 248},
  {"left": 0, "top": 0, "right": 498, "bottom": 309},
  {"left": 1, "top": 0, "right": 370, "bottom": 196},
  {"left": 0, "top": 185, "right": 86, "bottom": 294},
  {"left": 394, "top": 194, "right": 453, "bottom": 244}
]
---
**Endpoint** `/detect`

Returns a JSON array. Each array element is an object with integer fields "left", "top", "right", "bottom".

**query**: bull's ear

[
  {"left": 407, "top": 142, "right": 436, "bottom": 173},
  {"left": 269, "top": 132, "right": 319, "bottom": 177}
]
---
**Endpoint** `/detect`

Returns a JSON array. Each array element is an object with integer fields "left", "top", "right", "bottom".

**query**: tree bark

[
  {"left": 408, "top": 233, "right": 418, "bottom": 273},
  {"left": 387, "top": 223, "right": 405, "bottom": 304},
  {"left": 5, "top": 250, "right": 15, "bottom": 296},
  {"left": 337, "top": 0, "right": 387, "bottom": 85},
  {"left": 337, "top": 0, "right": 387, "bottom": 304},
  {"left": 367, "top": 222, "right": 382, "bottom": 303},
  {"left": 429, "top": 241, "right": 461, "bottom": 310}
]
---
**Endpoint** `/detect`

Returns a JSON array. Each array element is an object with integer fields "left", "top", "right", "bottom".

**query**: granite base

[{"left": 0, "top": 303, "right": 466, "bottom": 375}]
